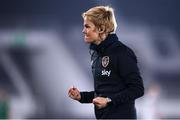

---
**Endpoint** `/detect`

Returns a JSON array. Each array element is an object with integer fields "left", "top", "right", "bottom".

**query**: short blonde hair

[{"left": 82, "top": 6, "right": 117, "bottom": 34}]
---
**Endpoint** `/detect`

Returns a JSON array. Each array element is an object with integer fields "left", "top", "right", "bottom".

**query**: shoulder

[
  {"left": 110, "top": 41, "right": 137, "bottom": 62},
  {"left": 110, "top": 40, "right": 134, "bottom": 55}
]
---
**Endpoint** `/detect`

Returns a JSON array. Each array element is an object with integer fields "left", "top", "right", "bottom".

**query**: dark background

[{"left": 0, "top": 0, "right": 180, "bottom": 119}]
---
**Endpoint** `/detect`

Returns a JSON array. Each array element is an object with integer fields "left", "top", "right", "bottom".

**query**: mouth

[{"left": 84, "top": 35, "right": 88, "bottom": 39}]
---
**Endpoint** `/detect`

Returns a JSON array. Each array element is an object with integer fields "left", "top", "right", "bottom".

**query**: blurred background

[{"left": 0, "top": 0, "right": 180, "bottom": 119}]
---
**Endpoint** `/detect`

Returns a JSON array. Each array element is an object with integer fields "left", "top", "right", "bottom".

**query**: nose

[{"left": 82, "top": 28, "right": 86, "bottom": 34}]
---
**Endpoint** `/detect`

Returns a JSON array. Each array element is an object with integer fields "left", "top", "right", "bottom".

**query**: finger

[
  {"left": 93, "top": 99, "right": 99, "bottom": 104},
  {"left": 68, "top": 93, "right": 73, "bottom": 98},
  {"left": 68, "top": 92, "right": 73, "bottom": 98},
  {"left": 95, "top": 97, "right": 102, "bottom": 100},
  {"left": 68, "top": 90, "right": 72, "bottom": 96},
  {"left": 74, "top": 91, "right": 79, "bottom": 96},
  {"left": 72, "top": 85, "right": 79, "bottom": 91},
  {"left": 93, "top": 102, "right": 100, "bottom": 106},
  {"left": 71, "top": 92, "right": 79, "bottom": 98},
  {"left": 71, "top": 92, "right": 76, "bottom": 96},
  {"left": 69, "top": 93, "right": 76, "bottom": 99},
  {"left": 69, "top": 85, "right": 77, "bottom": 91},
  {"left": 68, "top": 88, "right": 74, "bottom": 94},
  {"left": 94, "top": 103, "right": 101, "bottom": 108},
  {"left": 72, "top": 85, "right": 76, "bottom": 90},
  {"left": 68, "top": 90, "right": 76, "bottom": 97},
  {"left": 69, "top": 88, "right": 77, "bottom": 94}
]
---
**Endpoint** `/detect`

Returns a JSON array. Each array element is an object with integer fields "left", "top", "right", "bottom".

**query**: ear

[{"left": 98, "top": 25, "right": 105, "bottom": 33}]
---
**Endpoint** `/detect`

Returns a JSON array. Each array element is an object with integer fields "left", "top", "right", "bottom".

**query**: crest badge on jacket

[{"left": 102, "top": 56, "right": 109, "bottom": 68}]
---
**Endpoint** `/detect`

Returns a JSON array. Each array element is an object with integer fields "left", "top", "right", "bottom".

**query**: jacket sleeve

[
  {"left": 110, "top": 49, "right": 144, "bottom": 105},
  {"left": 79, "top": 91, "right": 94, "bottom": 103}
]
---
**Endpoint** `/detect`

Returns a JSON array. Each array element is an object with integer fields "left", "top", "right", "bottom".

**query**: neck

[{"left": 94, "top": 33, "right": 108, "bottom": 45}]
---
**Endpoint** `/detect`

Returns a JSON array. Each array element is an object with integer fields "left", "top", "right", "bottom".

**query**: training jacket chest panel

[{"left": 91, "top": 45, "right": 126, "bottom": 96}]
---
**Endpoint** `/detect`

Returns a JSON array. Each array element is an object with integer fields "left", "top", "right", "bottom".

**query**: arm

[
  {"left": 110, "top": 49, "right": 144, "bottom": 105},
  {"left": 79, "top": 91, "right": 94, "bottom": 103},
  {"left": 68, "top": 86, "right": 94, "bottom": 103}
]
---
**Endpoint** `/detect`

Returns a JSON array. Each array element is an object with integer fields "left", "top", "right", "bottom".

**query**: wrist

[{"left": 106, "top": 97, "right": 112, "bottom": 103}]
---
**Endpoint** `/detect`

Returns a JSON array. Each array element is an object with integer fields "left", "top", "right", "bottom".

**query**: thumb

[
  {"left": 72, "top": 85, "right": 77, "bottom": 90},
  {"left": 92, "top": 98, "right": 98, "bottom": 104}
]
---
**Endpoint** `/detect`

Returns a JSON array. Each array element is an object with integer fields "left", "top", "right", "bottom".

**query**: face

[{"left": 82, "top": 17, "right": 101, "bottom": 44}]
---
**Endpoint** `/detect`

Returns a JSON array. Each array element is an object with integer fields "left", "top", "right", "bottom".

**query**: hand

[
  {"left": 92, "top": 97, "right": 108, "bottom": 109},
  {"left": 68, "top": 86, "right": 81, "bottom": 101}
]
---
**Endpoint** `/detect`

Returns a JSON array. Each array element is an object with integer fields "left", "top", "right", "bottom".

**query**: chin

[{"left": 84, "top": 39, "right": 92, "bottom": 44}]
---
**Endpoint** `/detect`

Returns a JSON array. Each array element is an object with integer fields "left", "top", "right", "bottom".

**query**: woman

[{"left": 68, "top": 6, "right": 144, "bottom": 119}]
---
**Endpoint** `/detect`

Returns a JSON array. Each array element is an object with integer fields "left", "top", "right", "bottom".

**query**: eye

[{"left": 84, "top": 24, "right": 90, "bottom": 28}]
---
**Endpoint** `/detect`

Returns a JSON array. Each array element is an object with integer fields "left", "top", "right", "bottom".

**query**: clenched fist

[
  {"left": 93, "top": 97, "right": 109, "bottom": 109},
  {"left": 68, "top": 86, "right": 81, "bottom": 101}
]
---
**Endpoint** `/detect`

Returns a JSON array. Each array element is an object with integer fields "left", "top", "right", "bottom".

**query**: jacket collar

[{"left": 90, "top": 34, "right": 118, "bottom": 54}]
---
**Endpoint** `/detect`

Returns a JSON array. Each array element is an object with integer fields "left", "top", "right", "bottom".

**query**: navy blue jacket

[{"left": 79, "top": 34, "right": 144, "bottom": 119}]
